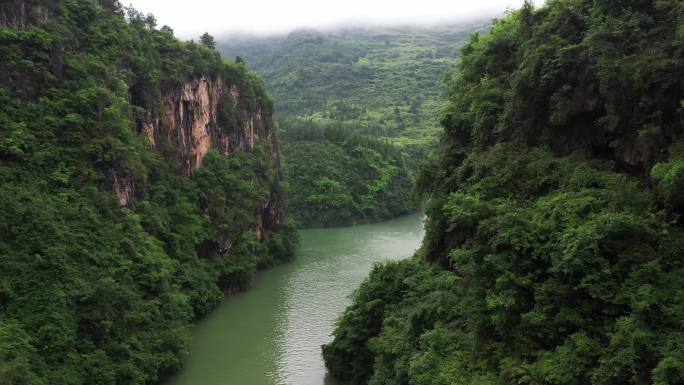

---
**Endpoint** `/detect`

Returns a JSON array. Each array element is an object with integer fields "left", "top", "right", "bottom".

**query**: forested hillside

[
  {"left": 279, "top": 118, "right": 417, "bottom": 227},
  {"left": 0, "top": 1, "right": 297, "bottom": 384},
  {"left": 324, "top": 1, "right": 684, "bottom": 384},
  {"left": 221, "top": 24, "right": 484, "bottom": 154},
  {"left": 220, "top": 25, "right": 484, "bottom": 226}
]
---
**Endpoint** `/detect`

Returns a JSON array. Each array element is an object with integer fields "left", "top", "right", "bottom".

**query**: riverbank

[{"left": 165, "top": 214, "right": 424, "bottom": 385}]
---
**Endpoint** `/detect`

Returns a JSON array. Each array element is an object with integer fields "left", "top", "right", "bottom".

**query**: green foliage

[
  {"left": 220, "top": 24, "right": 487, "bottom": 161},
  {"left": 325, "top": 1, "right": 684, "bottom": 384},
  {"left": 322, "top": 259, "right": 437, "bottom": 384},
  {"left": 651, "top": 158, "right": 684, "bottom": 219},
  {"left": 0, "top": 1, "right": 297, "bottom": 383},
  {"left": 279, "top": 119, "right": 418, "bottom": 227},
  {"left": 0, "top": 321, "right": 45, "bottom": 385},
  {"left": 200, "top": 32, "right": 216, "bottom": 50},
  {"left": 327, "top": 146, "right": 684, "bottom": 385},
  {"left": 221, "top": 26, "right": 487, "bottom": 226}
]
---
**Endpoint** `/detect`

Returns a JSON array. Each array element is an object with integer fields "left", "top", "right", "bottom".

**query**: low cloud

[{"left": 127, "top": 0, "right": 539, "bottom": 39}]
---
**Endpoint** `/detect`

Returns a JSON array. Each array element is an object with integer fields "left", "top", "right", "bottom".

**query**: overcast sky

[{"left": 126, "top": 0, "right": 539, "bottom": 38}]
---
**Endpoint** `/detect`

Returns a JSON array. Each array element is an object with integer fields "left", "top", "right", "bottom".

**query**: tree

[
  {"left": 200, "top": 32, "right": 216, "bottom": 50},
  {"left": 144, "top": 13, "right": 157, "bottom": 30},
  {"left": 160, "top": 25, "right": 174, "bottom": 36},
  {"left": 519, "top": 0, "right": 534, "bottom": 37},
  {"left": 98, "top": 0, "right": 123, "bottom": 13}
]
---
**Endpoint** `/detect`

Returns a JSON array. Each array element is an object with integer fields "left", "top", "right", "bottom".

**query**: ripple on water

[{"left": 167, "top": 214, "right": 425, "bottom": 385}]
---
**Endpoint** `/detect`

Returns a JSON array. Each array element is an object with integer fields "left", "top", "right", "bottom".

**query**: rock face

[
  {"left": 110, "top": 168, "right": 135, "bottom": 207},
  {"left": 116, "top": 75, "right": 285, "bottom": 234},
  {"left": 143, "top": 77, "right": 275, "bottom": 176},
  {"left": 0, "top": 1, "right": 53, "bottom": 28}
]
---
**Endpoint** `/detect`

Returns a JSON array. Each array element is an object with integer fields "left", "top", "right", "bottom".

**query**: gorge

[
  {"left": 165, "top": 214, "right": 424, "bottom": 385},
  {"left": 2, "top": 1, "right": 684, "bottom": 385}
]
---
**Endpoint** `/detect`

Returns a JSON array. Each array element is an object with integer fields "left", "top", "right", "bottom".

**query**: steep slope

[
  {"left": 324, "top": 1, "right": 684, "bottom": 384},
  {"left": 0, "top": 1, "right": 296, "bottom": 384}
]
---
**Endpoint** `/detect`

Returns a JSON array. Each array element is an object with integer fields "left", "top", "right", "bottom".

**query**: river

[{"left": 165, "top": 213, "right": 424, "bottom": 385}]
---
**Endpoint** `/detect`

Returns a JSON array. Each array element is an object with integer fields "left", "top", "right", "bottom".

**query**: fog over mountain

[{"left": 126, "top": 0, "right": 539, "bottom": 38}]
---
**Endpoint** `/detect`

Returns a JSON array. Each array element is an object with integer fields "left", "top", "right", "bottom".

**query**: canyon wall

[
  {"left": 142, "top": 77, "right": 276, "bottom": 175},
  {"left": 125, "top": 75, "right": 285, "bottom": 236}
]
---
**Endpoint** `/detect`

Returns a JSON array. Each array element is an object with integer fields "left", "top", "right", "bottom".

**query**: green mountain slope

[
  {"left": 324, "top": 1, "right": 684, "bottom": 384},
  {"left": 220, "top": 24, "right": 485, "bottom": 226},
  {"left": 279, "top": 119, "right": 417, "bottom": 227},
  {"left": 0, "top": 1, "right": 296, "bottom": 384},
  {"left": 220, "top": 24, "right": 485, "bottom": 153}
]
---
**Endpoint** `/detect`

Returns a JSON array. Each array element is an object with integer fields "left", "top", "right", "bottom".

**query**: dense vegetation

[
  {"left": 221, "top": 26, "right": 484, "bottom": 225},
  {"left": 279, "top": 118, "right": 417, "bottom": 227},
  {"left": 0, "top": 1, "right": 296, "bottom": 384},
  {"left": 324, "top": 1, "right": 684, "bottom": 384},
  {"left": 220, "top": 25, "right": 484, "bottom": 157}
]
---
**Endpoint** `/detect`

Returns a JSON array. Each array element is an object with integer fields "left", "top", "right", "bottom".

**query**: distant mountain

[
  {"left": 219, "top": 23, "right": 488, "bottom": 156},
  {"left": 217, "top": 24, "right": 489, "bottom": 227}
]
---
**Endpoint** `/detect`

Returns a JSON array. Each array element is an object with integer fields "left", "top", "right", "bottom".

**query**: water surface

[{"left": 167, "top": 214, "right": 424, "bottom": 385}]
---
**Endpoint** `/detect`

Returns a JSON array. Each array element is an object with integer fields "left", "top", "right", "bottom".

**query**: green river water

[{"left": 166, "top": 213, "right": 424, "bottom": 385}]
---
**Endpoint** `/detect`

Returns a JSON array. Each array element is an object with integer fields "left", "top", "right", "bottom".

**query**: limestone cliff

[
  {"left": 141, "top": 77, "right": 277, "bottom": 176},
  {"left": 125, "top": 75, "right": 285, "bottom": 236}
]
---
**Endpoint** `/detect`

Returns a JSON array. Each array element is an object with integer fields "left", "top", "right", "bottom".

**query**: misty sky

[{"left": 126, "top": 0, "right": 538, "bottom": 38}]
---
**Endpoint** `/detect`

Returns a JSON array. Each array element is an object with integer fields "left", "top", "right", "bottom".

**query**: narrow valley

[
  {"left": 166, "top": 214, "right": 423, "bottom": 385},
  {"left": 2, "top": 1, "right": 683, "bottom": 385}
]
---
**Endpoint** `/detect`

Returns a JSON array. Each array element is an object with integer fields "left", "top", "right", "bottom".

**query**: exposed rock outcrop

[
  {"left": 0, "top": 1, "right": 53, "bottom": 28},
  {"left": 120, "top": 75, "right": 285, "bottom": 234},
  {"left": 141, "top": 76, "right": 274, "bottom": 176},
  {"left": 109, "top": 169, "right": 134, "bottom": 207}
]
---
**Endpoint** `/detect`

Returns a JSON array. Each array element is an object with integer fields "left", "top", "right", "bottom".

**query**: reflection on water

[{"left": 166, "top": 214, "right": 424, "bottom": 385}]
